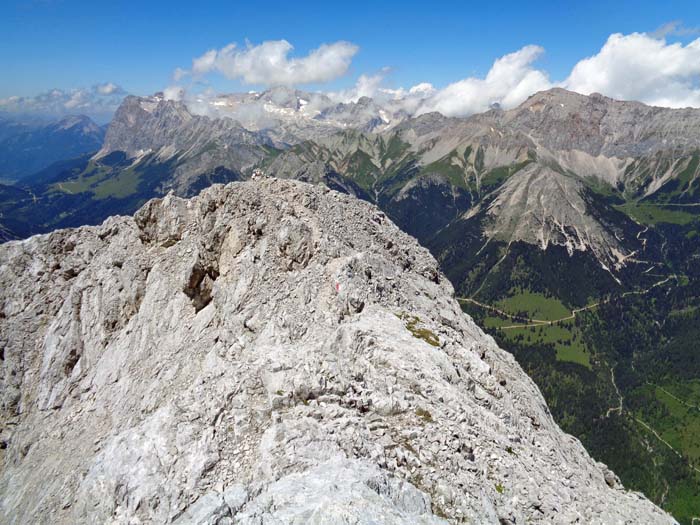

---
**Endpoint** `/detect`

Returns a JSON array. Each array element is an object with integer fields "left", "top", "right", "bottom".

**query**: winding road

[{"left": 458, "top": 275, "right": 677, "bottom": 330}]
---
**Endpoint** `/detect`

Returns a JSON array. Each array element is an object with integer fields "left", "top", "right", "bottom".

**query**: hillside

[{"left": 0, "top": 179, "right": 672, "bottom": 524}]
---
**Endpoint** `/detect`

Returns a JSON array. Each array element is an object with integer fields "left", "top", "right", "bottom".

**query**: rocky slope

[
  {"left": 500, "top": 88, "right": 700, "bottom": 159},
  {"left": 481, "top": 164, "right": 635, "bottom": 272},
  {"left": 0, "top": 179, "right": 673, "bottom": 524},
  {"left": 98, "top": 95, "right": 269, "bottom": 194}
]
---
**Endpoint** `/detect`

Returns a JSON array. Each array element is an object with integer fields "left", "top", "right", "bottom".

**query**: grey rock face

[
  {"left": 501, "top": 88, "right": 700, "bottom": 158},
  {"left": 483, "top": 163, "right": 634, "bottom": 270},
  {"left": 0, "top": 179, "right": 673, "bottom": 524},
  {"left": 99, "top": 95, "right": 269, "bottom": 193}
]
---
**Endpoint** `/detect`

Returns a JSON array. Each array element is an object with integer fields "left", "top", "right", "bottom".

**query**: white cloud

[
  {"left": 327, "top": 70, "right": 436, "bottom": 115},
  {"left": 327, "top": 72, "right": 388, "bottom": 102},
  {"left": 651, "top": 21, "right": 700, "bottom": 39},
  {"left": 417, "top": 45, "right": 552, "bottom": 116},
  {"left": 334, "top": 32, "right": 700, "bottom": 118},
  {"left": 95, "top": 82, "right": 120, "bottom": 95},
  {"left": 0, "top": 83, "right": 126, "bottom": 121},
  {"left": 163, "top": 85, "right": 185, "bottom": 101},
  {"left": 173, "top": 67, "right": 189, "bottom": 82},
  {"left": 417, "top": 32, "right": 700, "bottom": 116},
  {"left": 192, "top": 49, "right": 218, "bottom": 75},
  {"left": 562, "top": 32, "right": 700, "bottom": 108},
  {"left": 171, "top": 41, "right": 549, "bottom": 119},
  {"left": 185, "top": 39, "right": 359, "bottom": 86},
  {"left": 409, "top": 83, "right": 436, "bottom": 96}
]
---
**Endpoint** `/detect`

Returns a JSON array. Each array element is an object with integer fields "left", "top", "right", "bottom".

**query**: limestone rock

[{"left": 0, "top": 179, "right": 674, "bottom": 524}]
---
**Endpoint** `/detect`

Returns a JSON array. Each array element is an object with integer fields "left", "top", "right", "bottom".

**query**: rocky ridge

[{"left": 0, "top": 179, "right": 673, "bottom": 523}]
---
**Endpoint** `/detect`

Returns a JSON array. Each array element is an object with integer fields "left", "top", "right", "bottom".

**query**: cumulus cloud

[
  {"left": 171, "top": 38, "right": 550, "bottom": 118},
  {"left": 346, "top": 31, "right": 700, "bottom": 117},
  {"left": 163, "top": 85, "right": 185, "bottom": 102},
  {"left": 150, "top": 31, "right": 700, "bottom": 123},
  {"left": 328, "top": 71, "right": 390, "bottom": 102},
  {"left": 95, "top": 82, "right": 120, "bottom": 95},
  {"left": 417, "top": 45, "right": 552, "bottom": 116},
  {"left": 562, "top": 32, "right": 700, "bottom": 108},
  {"left": 0, "top": 83, "right": 126, "bottom": 121},
  {"left": 184, "top": 39, "right": 359, "bottom": 86},
  {"left": 327, "top": 70, "right": 436, "bottom": 115},
  {"left": 299, "top": 46, "right": 551, "bottom": 119},
  {"left": 173, "top": 67, "right": 189, "bottom": 82}
]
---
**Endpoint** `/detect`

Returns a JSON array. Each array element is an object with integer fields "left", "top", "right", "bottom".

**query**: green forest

[{"left": 458, "top": 212, "right": 700, "bottom": 523}]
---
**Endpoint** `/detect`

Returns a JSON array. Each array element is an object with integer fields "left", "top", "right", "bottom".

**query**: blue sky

[
  {"left": 2, "top": 0, "right": 699, "bottom": 97},
  {"left": 2, "top": 0, "right": 700, "bottom": 122}
]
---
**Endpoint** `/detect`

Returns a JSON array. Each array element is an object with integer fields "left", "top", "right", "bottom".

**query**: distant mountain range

[
  {"left": 1, "top": 86, "right": 699, "bottom": 520},
  {"left": 0, "top": 114, "right": 105, "bottom": 183},
  {"left": 4, "top": 87, "right": 698, "bottom": 272}
]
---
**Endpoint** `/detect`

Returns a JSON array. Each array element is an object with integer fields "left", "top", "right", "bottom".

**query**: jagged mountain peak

[
  {"left": 255, "top": 85, "right": 326, "bottom": 108},
  {"left": 518, "top": 87, "right": 640, "bottom": 110},
  {"left": 0, "top": 179, "right": 672, "bottom": 523},
  {"left": 99, "top": 94, "right": 259, "bottom": 160}
]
